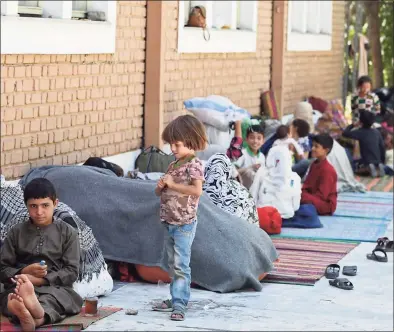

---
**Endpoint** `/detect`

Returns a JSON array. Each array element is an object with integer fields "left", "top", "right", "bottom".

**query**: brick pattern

[
  {"left": 1, "top": 1, "right": 146, "bottom": 179},
  {"left": 282, "top": 1, "right": 345, "bottom": 115},
  {"left": 162, "top": 1, "right": 273, "bottom": 125}
]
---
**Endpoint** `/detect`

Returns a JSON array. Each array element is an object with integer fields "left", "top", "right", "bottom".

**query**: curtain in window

[
  {"left": 18, "top": 1, "right": 39, "bottom": 6},
  {"left": 290, "top": 1, "right": 306, "bottom": 33},
  {"left": 72, "top": 0, "right": 87, "bottom": 12}
]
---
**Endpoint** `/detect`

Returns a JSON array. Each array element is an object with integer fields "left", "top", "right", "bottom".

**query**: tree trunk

[{"left": 363, "top": 0, "right": 384, "bottom": 88}]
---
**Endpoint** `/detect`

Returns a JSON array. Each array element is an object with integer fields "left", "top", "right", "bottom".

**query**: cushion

[
  {"left": 261, "top": 90, "right": 280, "bottom": 120},
  {"left": 73, "top": 267, "right": 113, "bottom": 299},
  {"left": 282, "top": 204, "right": 323, "bottom": 229},
  {"left": 308, "top": 96, "right": 329, "bottom": 113},
  {"left": 257, "top": 207, "right": 282, "bottom": 235},
  {"left": 184, "top": 95, "right": 250, "bottom": 131}
]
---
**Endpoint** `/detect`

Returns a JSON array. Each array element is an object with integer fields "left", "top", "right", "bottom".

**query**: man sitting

[
  {"left": 301, "top": 134, "right": 338, "bottom": 215},
  {"left": 0, "top": 178, "right": 83, "bottom": 331}
]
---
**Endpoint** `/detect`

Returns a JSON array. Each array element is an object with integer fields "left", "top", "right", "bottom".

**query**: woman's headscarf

[{"left": 203, "top": 153, "right": 259, "bottom": 225}]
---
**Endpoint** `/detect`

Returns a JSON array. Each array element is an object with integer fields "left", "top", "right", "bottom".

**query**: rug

[
  {"left": 263, "top": 238, "right": 359, "bottom": 286},
  {"left": 356, "top": 175, "right": 393, "bottom": 192},
  {"left": 0, "top": 306, "right": 122, "bottom": 331},
  {"left": 275, "top": 192, "right": 392, "bottom": 242}
]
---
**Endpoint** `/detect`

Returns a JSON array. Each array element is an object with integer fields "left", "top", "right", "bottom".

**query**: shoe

[
  {"left": 369, "top": 164, "right": 377, "bottom": 177},
  {"left": 378, "top": 163, "right": 386, "bottom": 177}
]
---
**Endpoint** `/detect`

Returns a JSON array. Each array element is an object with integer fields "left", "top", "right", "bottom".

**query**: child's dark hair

[
  {"left": 162, "top": 114, "right": 208, "bottom": 151},
  {"left": 292, "top": 119, "right": 310, "bottom": 138},
  {"left": 357, "top": 75, "right": 372, "bottom": 88},
  {"left": 359, "top": 110, "right": 375, "bottom": 128},
  {"left": 275, "top": 125, "right": 289, "bottom": 139},
  {"left": 312, "top": 134, "right": 334, "bottom": 154},
  {"left": 24, "top": 178, "right": 57, "bottom": 204},
  {"left": 246, "top": 123, "right": 265, "bottom": 138}
]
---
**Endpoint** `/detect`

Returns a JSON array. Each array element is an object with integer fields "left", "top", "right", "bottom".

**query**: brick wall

[
  {"left": 162, "top": 1, "right": 273, "bottom": 125},
  {"left": 0, "top": 1, "right": 146, "bottom": 179},
  {"left": 282, "top": 1, "right": 345, "bottom": 115}
]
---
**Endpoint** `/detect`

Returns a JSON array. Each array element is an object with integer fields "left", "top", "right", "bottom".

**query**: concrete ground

[{"left": 86, "top": 222, "right": 393, "bottom": 331}]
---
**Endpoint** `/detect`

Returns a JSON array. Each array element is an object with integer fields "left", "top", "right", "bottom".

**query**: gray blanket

[{"left": 20, "top": 165, "right": 278, "bottom": 293}]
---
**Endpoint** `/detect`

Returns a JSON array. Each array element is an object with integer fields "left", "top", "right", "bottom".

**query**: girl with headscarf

[
  {"left": 250, "top": 145, "right": 301, "bottom": 219},
  {"left": 203, "top": 153, "right": 259, "bottom": 225}
]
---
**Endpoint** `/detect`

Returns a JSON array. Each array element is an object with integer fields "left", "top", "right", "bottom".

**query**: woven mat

[
  {"left": 263, "top": 238, "right": 359, "bottom": 286},
  {"left": 0, "top": 306, "right": 122, "bottom": 331}
]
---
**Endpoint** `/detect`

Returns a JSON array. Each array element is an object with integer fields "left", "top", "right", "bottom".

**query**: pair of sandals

[
  {"left": 325, "top": 264, "right": 356, "bottom": 290},
  {"left": 152, "top": 300, "right": 185, "bottom": 321},
  {"left": 366, "top": 237, "right": 392, "bottom": 263}
]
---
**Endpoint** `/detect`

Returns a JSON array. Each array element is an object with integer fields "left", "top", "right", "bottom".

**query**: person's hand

[
  {"left": 288, "top": 143, "right": 296, "bottom": 153},
  {"left": 162, "top": 175, "right": 175, "bottom": 188},
  {"left": 252, "top": 164, "right": 261, "bottom": 171},
  {"left": 21, "top": 263, "right": 47, "bottom": 278},
  {"left": 157, "top": 178, "right": 166, "bottom": 190}
]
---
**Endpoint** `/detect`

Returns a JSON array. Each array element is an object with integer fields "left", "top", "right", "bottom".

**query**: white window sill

[
  {"left": 177, "top": 27, "right": 257, "bottom": 54},
  {"left": 1, "top": 16, "right": 116, "bottom": 54},
  {"left": 287, "top": 32, "right": 332, "bottom": 52}
]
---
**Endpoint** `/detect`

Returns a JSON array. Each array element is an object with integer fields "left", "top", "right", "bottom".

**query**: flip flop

[
  {"left": 325, "top": 264, "right": 340, "bottom": 279},
  {"left": 342, "top": 265, "right": 357, "bottom": 276},
  {"left": 329, "top": 278, "right": 354, "bottom": 290},
  {"left": 366, "top": 248, "right": 388, "bottom": 262},
  {"left": 376, "top": 239, "right": 394, "bottom": 253},
  {"left": 152, "top": 300, "right": 173, "bottom": 312},
  {"left": 170, "top": 309, "right": 185, "bottom": 321}
]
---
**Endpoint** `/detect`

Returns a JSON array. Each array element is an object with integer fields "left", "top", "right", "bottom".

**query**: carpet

[
  {"left": 275, "top": 192, "right": 392, "bottom": 242},
  {"left": 0, "top": 306, "right": 122, "bottom": 331},
  {"left": 263, "top": 238, "right": 359, "bottom": 286},
  {"left": 356, "top": 175, "right": 393, "bottom": 192}
]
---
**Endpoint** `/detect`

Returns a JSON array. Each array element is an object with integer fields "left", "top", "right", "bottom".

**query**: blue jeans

[
  {"left": 164, "top": 220, "right": 197, "bottom": 312},
  {"left": 385, "top": 165, "right": 394, "bottom": 176},
  {"left": 292, "top": 159, "right": 312, "bottom": 179}
]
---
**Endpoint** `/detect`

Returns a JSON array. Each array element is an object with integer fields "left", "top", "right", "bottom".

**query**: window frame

[
  {"left": 1, "top": 0, "right": 117, "bottom": 54},
  {"left": 177, "top": 0, "right": 258, "bottom": 54},
  {"left": 287, "top": 0, "right": 333, "bottom": 52}
]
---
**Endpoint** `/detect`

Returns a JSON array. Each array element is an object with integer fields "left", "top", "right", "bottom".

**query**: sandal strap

[{"left": 373, "top": 248, "right": 387, "bottom": 258}]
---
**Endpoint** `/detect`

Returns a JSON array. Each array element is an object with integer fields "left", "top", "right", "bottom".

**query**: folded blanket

[{"left": 20, "top": 165, "right": 279, "bottom": 293}]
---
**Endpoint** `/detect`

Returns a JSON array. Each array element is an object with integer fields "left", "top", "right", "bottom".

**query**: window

[
  {"left": 287, "top": 0, "right": 332, "bottom": 51},
  {"left": 1, "top": 1, "right": 116, "bottom": 54},
  {"left": 72, "top": 1, "right": 87, "bottom": 19},
  {"left": 18, "top": 1, "right": 42, "bottom": 17},
  {"left": 178, "top": 0, "right": 258, "bottom": 53}
]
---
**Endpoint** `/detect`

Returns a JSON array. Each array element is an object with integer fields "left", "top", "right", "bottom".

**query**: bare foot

[
  {"left": 15, "top": 275, "right": 44, "bottom": 319},
  {"left": 7, "top": 293, "right": 36, "bottom": 331}
]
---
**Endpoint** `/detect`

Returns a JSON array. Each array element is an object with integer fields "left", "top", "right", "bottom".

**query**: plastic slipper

[
  {"left": 152, "top": 299, "right": 173, "bottom": 312},
  {"left": 366, "top": 248, "right": 388, "bottom": 263},
  {"left": 170, "top": 309, "right": 185, "bottom": 321},
  {"left": 325, "top": 264, "right": 340, "bottom": 279},
  {"left": 376, "top": 240, "right": 394, "bottom": 253},
  {"left": 329, "top": 278, "right": 354, "bottom": 290},
  {"left": 342, "top": 265, "right": 357, "bottom": 276}
]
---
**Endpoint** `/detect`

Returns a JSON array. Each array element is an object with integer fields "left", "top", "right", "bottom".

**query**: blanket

[
  {"left": 327, "top": 140, "right": 366, "bottom": 193},
  {"left": 19, "top": 166, "right": 278, "bottom": 293}
]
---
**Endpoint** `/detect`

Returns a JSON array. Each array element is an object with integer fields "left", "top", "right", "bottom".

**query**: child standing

[
  {"left": 301, "top": 134, "right": 338, "bottom": 215},
  {"left": 153, "top": 115, "right": 207, "bottom": 321},
  {"left": 351, "top": 75, "right": 381, "bottom": 123},
  {"left": 343, "top": 111, "right": 386, "bottom": 177}
]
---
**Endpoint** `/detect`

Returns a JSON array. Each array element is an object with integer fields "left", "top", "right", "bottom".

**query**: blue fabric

[
  {"left": 292, "top": 159, "right": 311, "bottom": 179},
  {"left": 184, "top": 98, "right": 250, "bottom": 116},
  {"left": 282, "top": 204, "right": 323, "bottom": 229},
  {"left": 384, "top": 165, "right": 394, "bottom": 176},
  {"left": 261, "top": 134, "right": 277, "bottom": 156},
  {"left": 164, "top": 220, "right": 197, "bottom": 312}
]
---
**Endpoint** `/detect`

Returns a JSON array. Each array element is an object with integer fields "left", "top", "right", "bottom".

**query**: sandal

[
  {"left": 376, "top": 239, "right": 394, "bottom": 253},
  {"left": 325, "top": 264, "right": 340, "bottom": 279},
  {"left": 367, "top": 248, "right": 388, "bottom": 262},
  {"left": 152, "top": 299, "right": 173, "bottom": 312},
  {"left": 329, "top": 278, "right": 354, "bottom": 290},
  {"left": 342, "top": 265, "right": 357, "bottom": 276},
  {"left": 170, "top": 309, "right": 185, "bottom": 321}
]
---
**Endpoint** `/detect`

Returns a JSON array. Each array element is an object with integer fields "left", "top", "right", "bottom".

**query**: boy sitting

[
  {"left": 343, "top": 111, "right": 386, "bottom": 177},
  {"left": 301, "top": 134, "right": 337, "bottom": 215},
  {"left": 0, "top": 178, "right": 83, "bottom": 331},
  {"left": 226, "top": 120, "right": 265, "bottom": 189}
]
